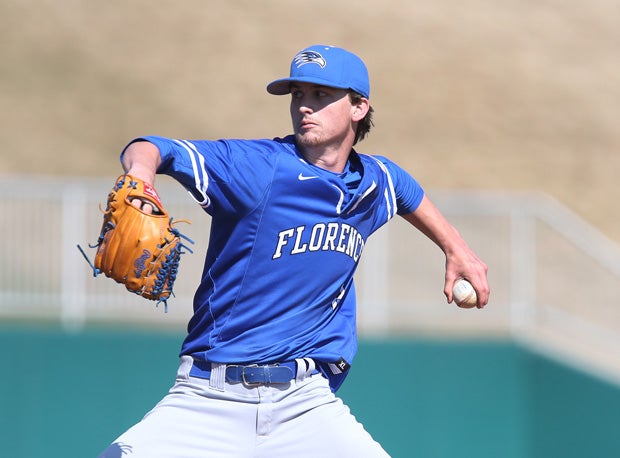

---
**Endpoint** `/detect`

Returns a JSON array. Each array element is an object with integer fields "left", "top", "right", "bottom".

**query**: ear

[{"left": 351, "top": 98, "right": 370, "bottom": 122}]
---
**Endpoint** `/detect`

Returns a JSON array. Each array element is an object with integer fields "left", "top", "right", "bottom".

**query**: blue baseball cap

[{"left": 267, "top": 45, "right": 370, "bottom": 98}]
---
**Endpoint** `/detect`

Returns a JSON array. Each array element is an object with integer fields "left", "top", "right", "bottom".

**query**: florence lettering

[{"left": 272, "top": 222, "right": 365, "bottom": 261}]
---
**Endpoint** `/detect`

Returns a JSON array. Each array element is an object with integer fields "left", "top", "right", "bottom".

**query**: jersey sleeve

[
  {"left": 374, "top": 155, "right": 425, "bottom": 215},
  {"left": 122, "top": 136, "right": 277, "bottom": 216}
]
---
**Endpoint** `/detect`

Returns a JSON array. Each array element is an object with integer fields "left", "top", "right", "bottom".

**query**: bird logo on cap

[{"left": 293, "top": 51, "right": 326, "bottom": 69}]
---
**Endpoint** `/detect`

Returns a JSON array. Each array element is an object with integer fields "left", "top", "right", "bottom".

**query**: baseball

[{"left": 452, "top": 279, "right": 477, "bottom": 308}]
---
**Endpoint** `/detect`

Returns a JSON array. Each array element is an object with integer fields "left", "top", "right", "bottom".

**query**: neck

[
  {"left": 296, "top": 132, "right": 356, "bottom": 173},
  {"left": 300, "top": 144, "right": 351, "bottom": 173}
]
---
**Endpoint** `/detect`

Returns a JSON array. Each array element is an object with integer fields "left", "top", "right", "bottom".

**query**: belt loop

[
  {"left": 178, "top": 355, "right": 193, "bottom": 381},
  {"left": 209, "top": 363, "right": 226, "bottom": 391},
  {"left": 295, "top": 358, "right": 316, "bottom": 382}
]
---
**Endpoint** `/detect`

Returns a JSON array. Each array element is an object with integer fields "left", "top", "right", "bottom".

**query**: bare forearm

[
  {"left": 121, "top": 141, "right": 162, "bottom": 185},
  {"left": 402, "top": 196, "right": 462, "bottom": 256},
  {"left": 402, "top": 195, "right": 490, "bottom": 308}
]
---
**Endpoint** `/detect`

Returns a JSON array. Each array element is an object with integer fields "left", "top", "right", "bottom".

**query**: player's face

[{"left": 289, "top": 84, "right": 365, "bottom": 152}]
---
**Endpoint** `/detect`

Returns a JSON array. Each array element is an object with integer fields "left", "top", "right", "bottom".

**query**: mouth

[{"left": 298, "top": 119, "right": 317, "bottom": 131}]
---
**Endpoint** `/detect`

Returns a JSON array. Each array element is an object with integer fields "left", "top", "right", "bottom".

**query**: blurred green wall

[{"left": 1, "top": 325, "right": 619, "bottom": 457}]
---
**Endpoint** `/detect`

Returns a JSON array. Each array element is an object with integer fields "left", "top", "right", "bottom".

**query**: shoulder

[
  {"left": 357, "top": 152, "right": 425, "bottom": 213},
  {"left": 135, "top": 135, "right": 297, "bottom": 170},
  {"left": 137, "top": 135, "right": 295, "bottom": 154},
  {"left": 359, "top": 153, "right": 397, "bottom": 168},
  {"left": 356, "top": 152, "right": 405, "bottom": 178}
]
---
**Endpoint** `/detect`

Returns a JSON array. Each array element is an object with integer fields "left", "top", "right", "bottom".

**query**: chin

[{"left": 295, "top": 132, "right": 322, "bottom": 148}]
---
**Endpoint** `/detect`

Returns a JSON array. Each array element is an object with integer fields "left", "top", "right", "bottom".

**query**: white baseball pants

[{"left": 98, "top": 355, "right": 390, "bottom": 458}]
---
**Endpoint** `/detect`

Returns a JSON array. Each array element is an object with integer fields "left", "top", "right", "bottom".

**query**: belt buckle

[{"left": 241, "top": 364, "right": 264, "bottom": 386}]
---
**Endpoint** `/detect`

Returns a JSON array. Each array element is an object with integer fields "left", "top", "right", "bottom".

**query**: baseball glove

[{"left": 78, "top": 174, "right": 193, "bottom": 309}]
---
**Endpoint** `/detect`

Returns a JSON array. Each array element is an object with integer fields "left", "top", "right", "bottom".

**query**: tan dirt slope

[{"left": 1, "top": 0, "right": 618, "bottom": 241}]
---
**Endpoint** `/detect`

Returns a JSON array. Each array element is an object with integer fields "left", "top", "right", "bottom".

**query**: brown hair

[{"left": 349, "top": 91, "right": 374, "bottom": 145}]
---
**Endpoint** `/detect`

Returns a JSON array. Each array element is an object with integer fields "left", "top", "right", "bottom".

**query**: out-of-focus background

[{"left": 1, "top": 1, "right": 619, "bottom": 457}]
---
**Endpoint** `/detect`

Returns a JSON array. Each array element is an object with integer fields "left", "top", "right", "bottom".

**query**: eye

[{"left": 291, "top": 89, "right": 303, "bottom": 99}]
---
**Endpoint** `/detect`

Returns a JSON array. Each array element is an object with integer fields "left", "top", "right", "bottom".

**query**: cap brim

[
  {"left": 266, "top": 78, "right": 294, "bottom": 95},
  {"left": 266, "top": 76, "right": 350, "bottom": 95}
]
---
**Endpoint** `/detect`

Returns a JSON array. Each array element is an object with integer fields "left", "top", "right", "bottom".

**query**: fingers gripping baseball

[{"left": 445, "top": 251, "right": 489, "bottom": 309}]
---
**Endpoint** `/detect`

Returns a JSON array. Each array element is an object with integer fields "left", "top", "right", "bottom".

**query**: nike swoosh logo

[{"left": 298, "top": 173, "right": 318, "bottom": 181}]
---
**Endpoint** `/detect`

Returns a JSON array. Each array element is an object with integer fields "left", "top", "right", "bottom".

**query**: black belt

[{"left": 191, "top": 360, "right": 310, "bottom": 385}]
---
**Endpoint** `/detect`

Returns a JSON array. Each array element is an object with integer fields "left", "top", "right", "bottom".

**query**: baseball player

[{"left": 98, "top": 44, "right": 489, "bottom": 457}]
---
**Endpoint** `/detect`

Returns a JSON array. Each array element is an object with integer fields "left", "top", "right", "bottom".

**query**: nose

[
  {"left": 298, "top": 103, "right": 313, "bottom": 115},
  {"left": 294, "top": 95, "right": 313, "bottom": 112},
  {"left": 292, "top": 93, "right": 316, "bottom": 114}
]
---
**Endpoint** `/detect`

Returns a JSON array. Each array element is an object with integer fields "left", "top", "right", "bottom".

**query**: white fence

[{"left": 2, "top": 176, "right": 620, "bottom": 383}]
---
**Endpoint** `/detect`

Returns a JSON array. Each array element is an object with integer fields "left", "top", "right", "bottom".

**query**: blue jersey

[{"left": 127, "top": 135, "right": 424, "bottom": 390}]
